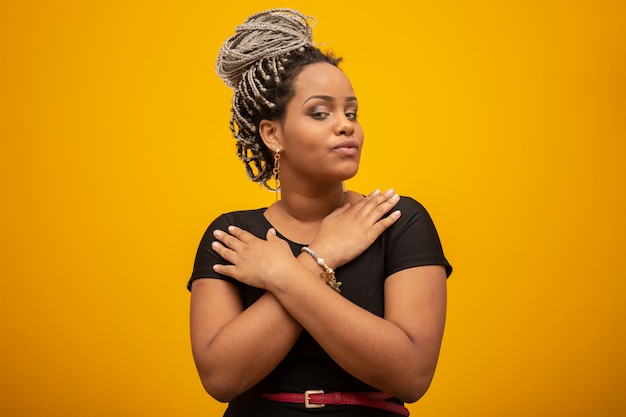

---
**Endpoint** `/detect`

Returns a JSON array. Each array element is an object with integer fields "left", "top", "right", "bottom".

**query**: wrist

[
  {"left": 300, "top": 246, "right": 342, "bottom": 293},
  {"left": 305, "top": 240, "right": 342, "bottom": 268}
]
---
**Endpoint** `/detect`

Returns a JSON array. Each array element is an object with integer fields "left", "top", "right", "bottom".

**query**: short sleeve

[
  {"left": 187, "top": 213, "right": 236, "bottom": 291},
  {"left": 384, "top": 197, "right": 452, "bottom": 278}
]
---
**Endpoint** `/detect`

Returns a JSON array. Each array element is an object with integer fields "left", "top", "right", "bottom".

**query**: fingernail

[
  {"left": 213, "top": 230, "right": 222, "bottom": 237},
  {"left": 385, "top": 188, "right": 395, "bottom": 196},
  {"left": 372, "top": 189, "right": 380, "bottom": 195}
]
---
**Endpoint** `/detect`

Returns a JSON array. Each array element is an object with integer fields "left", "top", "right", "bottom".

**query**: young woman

[{"left": 188, "top": 9, "right": 452, "bottom": 416}]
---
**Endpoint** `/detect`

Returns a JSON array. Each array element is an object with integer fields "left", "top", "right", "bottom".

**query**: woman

[{"left": 188, "top": 8, "right": 452, "bottom": 416}]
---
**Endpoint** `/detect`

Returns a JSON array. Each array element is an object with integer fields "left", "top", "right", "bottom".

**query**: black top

[{"left": 188, "top": 196, "right": 452, "bottom": 416}]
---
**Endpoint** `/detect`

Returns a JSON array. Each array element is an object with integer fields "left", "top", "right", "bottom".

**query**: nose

[{"left": 335, "top": 115, "right": 354, "bottom": 136}]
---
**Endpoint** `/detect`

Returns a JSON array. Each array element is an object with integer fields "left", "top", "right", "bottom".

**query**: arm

[
  {"left": 189, "top": 279, "right": 301, "bottom": 402},
  {"left": 266, "top": 260, "right": 447, "bottom": 403}
]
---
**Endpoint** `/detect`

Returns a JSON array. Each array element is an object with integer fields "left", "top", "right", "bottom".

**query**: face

[{"left": 272, "top": 62, "right": 364, "bottom": 187}]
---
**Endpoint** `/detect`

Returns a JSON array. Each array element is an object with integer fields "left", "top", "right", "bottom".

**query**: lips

[{"left": 332, "top": 140, "right": 360, "bottom": 156}]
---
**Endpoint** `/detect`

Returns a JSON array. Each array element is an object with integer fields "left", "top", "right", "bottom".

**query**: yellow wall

[{"left": 1, "top": 1, "right": 624, "bottom": 416}]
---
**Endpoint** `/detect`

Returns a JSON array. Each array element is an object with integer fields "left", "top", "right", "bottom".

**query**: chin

[{"left": 340, "top": 167, "right": 359, "bottom": 181}]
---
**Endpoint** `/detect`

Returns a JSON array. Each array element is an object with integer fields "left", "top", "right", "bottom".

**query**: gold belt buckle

[{"left": 304, "top": 390, "right": 325, "bottom": 408}]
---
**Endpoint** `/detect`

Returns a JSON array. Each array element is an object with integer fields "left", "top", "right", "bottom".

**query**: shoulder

[
  {"left": 385, "top": 195, "right": 440, "bottom": 238},
  {"left": 346, "top": 191, "right": 425, "bottom": 212},
  {"left": 383, "top": 196, "right": 453, "bottom": 277},
  {"left": 391, "top": 196, "right": 433, "bottom": 222},
  {"left": 218, "top": 207, "right": 267, "bottom": 221},
  {"left": 207, "top": 207, "right": 270, "bottom": 237},
  {"left": 396, "top": 195, "right": 426, "bottom": 212}
]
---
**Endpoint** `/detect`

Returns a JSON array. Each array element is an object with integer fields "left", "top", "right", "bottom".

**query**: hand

[
  {"left": 309, "top": 189, "right": 402, "bottom": 268},
  {"left": 211, "top": 226, "right": 297, "bottom": 289}
]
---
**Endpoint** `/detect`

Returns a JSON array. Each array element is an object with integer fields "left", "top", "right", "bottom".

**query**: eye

[
  {"left": 346, "top": 111, "right": 358, "bottom": 121},
  {"left": 309, "top": 108, "right": 329, "bottom": 120}
]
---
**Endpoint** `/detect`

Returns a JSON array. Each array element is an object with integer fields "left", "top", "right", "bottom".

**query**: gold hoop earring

[{"left": 273, "top": 148, "right": 281, "bottom": 202}]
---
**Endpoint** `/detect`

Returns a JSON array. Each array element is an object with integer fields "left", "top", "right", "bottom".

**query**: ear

[{"left": 259, "top": 119, "right": 281, "bottom": 151}]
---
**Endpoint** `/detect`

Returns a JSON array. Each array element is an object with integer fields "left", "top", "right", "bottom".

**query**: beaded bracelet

[{"left": 301, "top": 246, "right": 342, "bottom": 293}]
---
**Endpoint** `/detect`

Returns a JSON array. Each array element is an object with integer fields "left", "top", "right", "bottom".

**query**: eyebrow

[{"left": 302, "top": 95, "right": 358, "bottom": 106}]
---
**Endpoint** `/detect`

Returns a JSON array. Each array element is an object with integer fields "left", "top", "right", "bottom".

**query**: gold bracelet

[{"left": 301, "top": 246, "right": 342, "bottom": 293}]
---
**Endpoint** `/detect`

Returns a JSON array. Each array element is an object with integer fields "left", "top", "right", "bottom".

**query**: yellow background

[{"left": 1, "top": 1, "right": 624, "bottom": 416}]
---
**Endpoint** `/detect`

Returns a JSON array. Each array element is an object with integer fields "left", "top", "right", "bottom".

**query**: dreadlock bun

[{"left": 216, "top": 8, "right": 315, "bottom": 88}]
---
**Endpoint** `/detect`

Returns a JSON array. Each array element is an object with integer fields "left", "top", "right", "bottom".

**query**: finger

[
  {"left": 380, "top": 190, "right": 400, "bottom": 207},
  {"left": 371, "top": 209, "right": 402, "bottom": 233},
  {"left": 354, "top": 188, "right": 399, "bottom": 217},
  {"left": 212, "top": 263, "right": 239, "bottom": 279},
  {"left": 347, "top": 190, "right": 380, "bottom": 213},
  {"left": 348, "top": 188, "right": 384, "bottom": 212},
  {"left": 365, "top": 188, "right": 393, "bottom": 199},
  {"left": 352, "top": 194, "right": 398, "bottom": 227},
  {"left": 374, "top": 189, "right": 399, "bottom": 208},
  {"left": 363, "top": 211, "right": 401, "bottom": 242},
  {"left": 212, "top": 229, "right": 244, "bottom": 252},
  {"left": 369, "top": 192, "right": 400, "bottom": 219},
  {"left": 211, "top": 240, "right": 237, "bottom": 263},
  {"left": 226, "top": 225, "right": 256, "bottom": 243},
  {"left": 213, "top": 225, "right": 259, "bottom": 250},
  {"left": 267, "top": 228, "right": 292, "bottom": 248},
  {"left": 359, "top": 188, "right": 394, "bottom": 208}
]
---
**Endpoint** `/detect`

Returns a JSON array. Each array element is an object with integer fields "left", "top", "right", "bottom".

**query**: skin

[{"left": 189, "top": 62, "right": 447, "bottom": 404}]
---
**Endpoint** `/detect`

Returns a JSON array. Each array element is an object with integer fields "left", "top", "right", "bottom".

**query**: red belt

[{"left": 259, "top": 390, "right": 410, "bottom": 416}]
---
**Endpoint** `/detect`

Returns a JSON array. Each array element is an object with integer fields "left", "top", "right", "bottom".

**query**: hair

[{"left": 215, "top": 8, "right": 342, "bottom": 189}]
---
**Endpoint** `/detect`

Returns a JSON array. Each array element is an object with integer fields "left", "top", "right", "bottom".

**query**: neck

[{"left": 276, "top": 183, "right": 347, "bottom": 223}]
